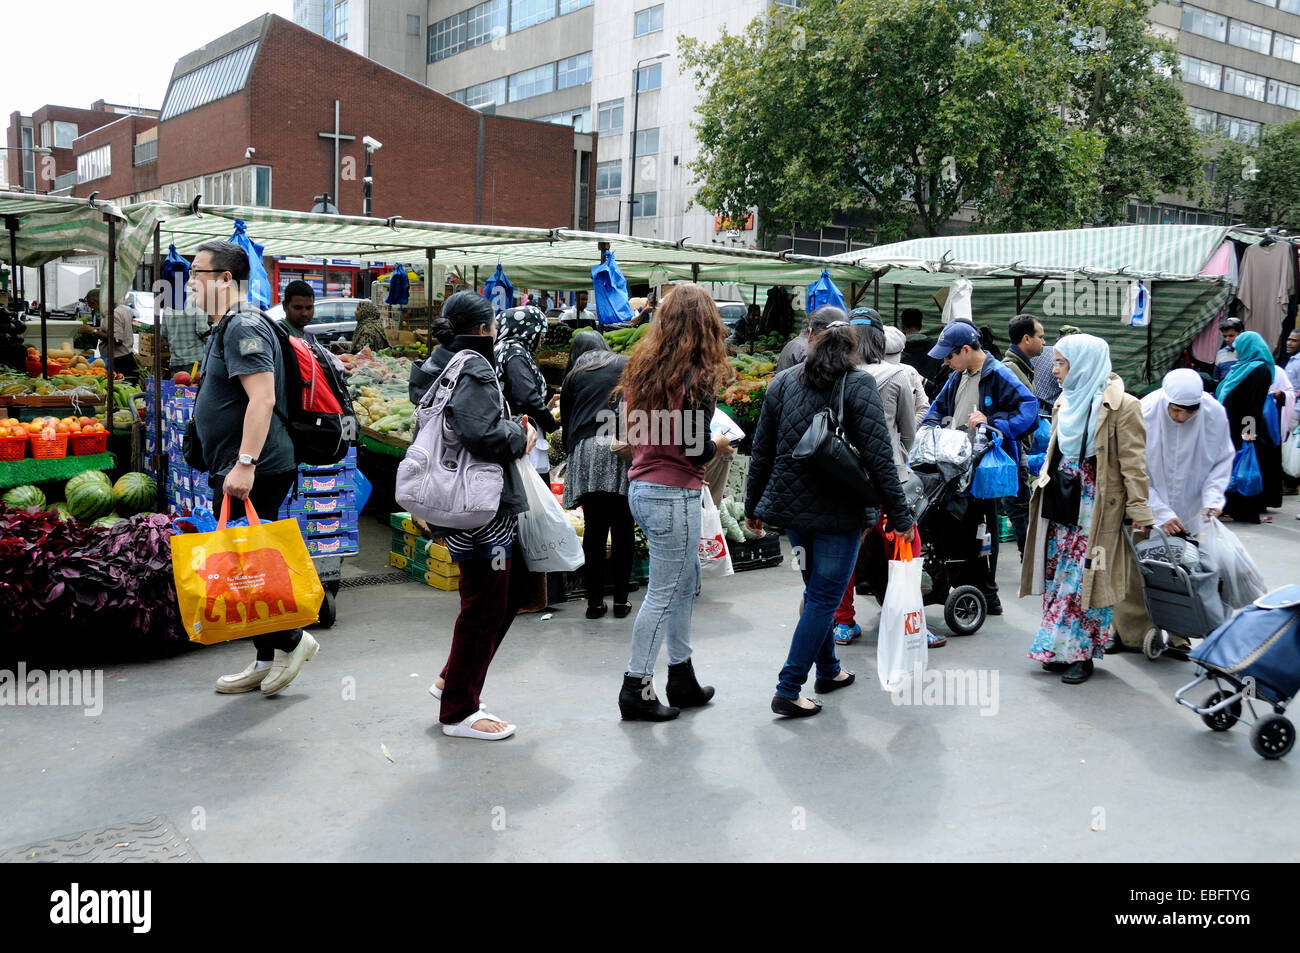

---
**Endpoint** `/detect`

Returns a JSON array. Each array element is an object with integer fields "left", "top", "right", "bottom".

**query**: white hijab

[{"left": 1140, "top": 368, "right": 1235, "bottom": 534}]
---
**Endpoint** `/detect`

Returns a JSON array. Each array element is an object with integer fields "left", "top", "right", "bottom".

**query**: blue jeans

[
  {"left": 626, "top": 480, "right": 702, "bottom": 678},
  {"left": 777, "top": 528, "right": 861, "bottom": 699}
]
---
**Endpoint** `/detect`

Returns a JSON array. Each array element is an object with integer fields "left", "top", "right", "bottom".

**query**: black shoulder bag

[
  {"left": 1041, "top": 401, "right": 1093, "bottom": 526},
  {"left": 792, "top": 372, "right": 880, "bottom": 506}
]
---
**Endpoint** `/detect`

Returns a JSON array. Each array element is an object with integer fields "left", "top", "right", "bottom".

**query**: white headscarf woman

[
  {"left": 1139, "top": 368, "right": 1234, "bottom": 536},
  {"left": 1053, "top": 333, "right": 1112, "bottom": 458}
]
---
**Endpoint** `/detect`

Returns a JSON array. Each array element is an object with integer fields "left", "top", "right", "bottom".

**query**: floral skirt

[{"left": 1028, "top": 458, "right": 1113, "bottom": 663}]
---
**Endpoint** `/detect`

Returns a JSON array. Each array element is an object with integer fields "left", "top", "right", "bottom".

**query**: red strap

[
  {"left": 892, "top": 535, "right": 913, "bottom": 562},
  {"left": 216, "top": 493, "right": 261, "bottom": 529}
]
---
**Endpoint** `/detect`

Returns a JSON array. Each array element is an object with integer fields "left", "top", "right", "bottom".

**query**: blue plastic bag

[
  {"left": 1262, "top": 392, "right": 1281, "bottom": 446},
  {"left": 591, "top": 251, "right": 635, "bottom": 326},
  {"left": 386, "top": 264, "right": 410, "bottom": 306},
  {"left": 228, "top": 220, "right": 270, "bottom": 309},
  {"left": 172, "top": 503, "right": 248, "bottom": 535},
  {"left": 805, "top": 269, "right": 846, "bottom": 315},
  {"left": 1029, "top": 416, "right": 1051, "bottom": 455},
  {"left": 1228, "top": 442, "right": 1264, "bottom": 497},
  {"left": 971, "top": 432, "right": 1018, "bottom": 499},
  {"left": 355, "top": 469, "right": 373, "bottom": 513},
  {"left": 482, "top": 264, "right": 513, "bottom": 315},
  {"left": 160, "top": 244, "right": 190, "bottom": 308}
]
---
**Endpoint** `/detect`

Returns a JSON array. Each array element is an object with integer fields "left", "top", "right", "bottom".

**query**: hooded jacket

[{"left": 921, "top": 351, "right": 1038, "bottom": 462}]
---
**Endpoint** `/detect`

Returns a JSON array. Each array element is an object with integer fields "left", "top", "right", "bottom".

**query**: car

[
  {"left": 265, "top": 296, "right": 365, "bottom": 345},
  {"left": 714, "top": 300, "right": 750, "bottom": 335}
]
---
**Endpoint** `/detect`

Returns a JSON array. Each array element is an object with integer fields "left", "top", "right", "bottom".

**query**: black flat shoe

[
  {"left": 771, "top": 695, "right": 822, "bottom": 718},
  {"left": 1041, "top": 661, "right": 1069, "bottom": 673},
  {"left": 985, "top": 597, "right": 1004, "bottom": 616},
  {"left": 813, "top": 670, "right": 856, "bottom": 694},
  {"left": 1061, "top": 659, "right": 1095, "bottom": 684},
  {"left": 586, "top": 602, "right": 608, "bottom": 619},
  {"left": 613, "top": 602, "right": 633, "bottom": 619}
]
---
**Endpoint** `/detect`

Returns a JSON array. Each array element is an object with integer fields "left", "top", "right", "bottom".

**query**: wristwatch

[{"left": 237, "top": 453, "right": 257, "bottom": 466}]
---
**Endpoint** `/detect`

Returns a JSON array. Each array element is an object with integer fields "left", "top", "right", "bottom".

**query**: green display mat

[
  {"left": 361, "top": 433, "right": 408, "bottom": 458},
  {"left": 0, "top": 452, "right": 117, "bottom": 490}
]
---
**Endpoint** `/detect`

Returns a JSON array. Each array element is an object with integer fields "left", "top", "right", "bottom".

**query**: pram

[
  {"left": 1123, "top": 526, "right": 1229, "bottom": 661},
  {"left": 1173, "top": 585, "right": 1300, "bottom": 760}
]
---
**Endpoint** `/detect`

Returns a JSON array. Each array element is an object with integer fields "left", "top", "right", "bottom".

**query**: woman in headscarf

[
  {"left": 495, "top": 305, "right": 560, "bottom": 481},
  {"left": 1020, "top": 334, "right": 1153, "bottom": 685},
  {"left": 560, "top": 330, "right": 634, "bottom": 619},
  {"left": 350, "top": 301, "right": 390, "bottom": 355},
  {"left": 1141, "top": 368, "right": 1234, "bottom": 537},
  {"left": 1216, "top": 331, "right": 1282, "bottom": 524}
]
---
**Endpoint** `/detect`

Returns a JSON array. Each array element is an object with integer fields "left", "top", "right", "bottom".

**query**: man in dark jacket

[
  {"left": 920, "top": 322, "right": 1037, "bottom": 613},
  {"left": 1003, "top": 314, "right": 1046, "bottom": 555},
  {"left": 900, "top": 308, "right": 949, "bottom": 398}
]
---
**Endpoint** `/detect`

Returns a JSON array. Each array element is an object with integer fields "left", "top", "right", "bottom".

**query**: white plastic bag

[
  {"left": 1199, "top": 516, "right": 1265, "bottom": 609},
  {"left": 699, "top": 492, "right": 733, "bottom": 578},
  {"left": 877, "top": 535, "right": 928, "bottom": 691},
  {"left": 514, "top": 458, "right": 585, "bottom": 572},
  {"left": 1283, "top": 427, "right": 1300, "bottom": 479},
  {"left": 908, "top": 426, "right": 973, "bottom": 469}
]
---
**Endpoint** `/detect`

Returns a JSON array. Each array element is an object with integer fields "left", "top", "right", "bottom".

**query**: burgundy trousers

[{"left": 439, "top": 548, "right": 536, "bottom": 724}]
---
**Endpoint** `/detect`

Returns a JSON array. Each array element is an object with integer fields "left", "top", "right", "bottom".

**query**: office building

[{"left": 295, "top": 0, "right": 431, "bottom": 83}]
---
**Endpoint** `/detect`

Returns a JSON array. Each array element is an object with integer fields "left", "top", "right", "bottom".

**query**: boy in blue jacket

[{"left": 919, "top": 322, "right": 1038, "bottom": 613}]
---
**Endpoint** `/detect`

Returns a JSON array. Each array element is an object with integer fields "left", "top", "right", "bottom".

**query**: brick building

[{"left": 5, "top": 101, "right": 155, "bottom": 194}]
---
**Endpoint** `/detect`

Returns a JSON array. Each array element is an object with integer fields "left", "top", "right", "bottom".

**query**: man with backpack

[{"left": 187, "top": 240, "right": 320, "bottom": 696}]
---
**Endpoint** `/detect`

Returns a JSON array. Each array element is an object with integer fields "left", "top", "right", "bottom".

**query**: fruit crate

[
  {"left": 28, "top": 431, "right": 70, "bottom": 460},
  {"left": 0, "top": 434, "right": 27, "bottom": 462},
  {"left": 68, "top": 431, "right": 110, "bottom": 456}
]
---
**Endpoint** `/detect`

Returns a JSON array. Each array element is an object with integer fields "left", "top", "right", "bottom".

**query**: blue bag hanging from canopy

[
  {"left": 806, "top": 269, "right": 846, "bottom": 315},
  {"left": 1261, "top": 391, "right": 1281, "bottom": 445},
  {"left": 228, "top": 220, "right": 271, "bottom": 309},
  {"left": 1228, "top": 442, "right": 1264, "bottom": 497},
  {"left": 971, "top": 431, "right": 1019, "bottom": 499},
  {"left": 160, "top": 244, "right": 190, "bottom": 308},
  {"left": 386, "top": 264, "right": 410, "bottom": 306},
  {"left": 591, "top": 251, "right": 635, "bottom": 326},
  {"left": 482, "top": 264, "right": 513, "bottom": 314}
]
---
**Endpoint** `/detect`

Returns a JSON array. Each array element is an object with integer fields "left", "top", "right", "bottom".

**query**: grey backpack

[{"left": 395, "top": 349, "right": 505, "bottom": 531}]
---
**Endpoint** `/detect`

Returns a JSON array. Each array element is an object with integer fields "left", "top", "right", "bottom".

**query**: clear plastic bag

[{"left": 1199, "top": 517, "right": 1266, "bottom": 609}]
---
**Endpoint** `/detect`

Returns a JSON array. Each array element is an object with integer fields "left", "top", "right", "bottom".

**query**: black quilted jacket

[{"left": 745, "top": 366, "right": 914, "bottom": 534}]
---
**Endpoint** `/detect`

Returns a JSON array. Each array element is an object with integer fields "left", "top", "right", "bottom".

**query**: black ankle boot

[
  {"left": 666, "top": 659, "right": 715, "bottom": 709},
  {"left": 619, "top": 674, "right": 679, "bottom": 721}
]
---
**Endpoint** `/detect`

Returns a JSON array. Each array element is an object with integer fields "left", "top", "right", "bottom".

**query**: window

[
  {"left": 632, "top": 191, "right": 657, "bottom": 218},
  {"left": 77, "top": 145, "right": 111, "bottom": 183},
  {"left": 560, "top": 0, "right": 592, "bottom": 11},
  {"left": 593, "top": 220, "right": 619, "bottom": 233},
  {"left": 596, "top": 160, "right": 622, "bottom": 196},
  {"left": 53, "top": 122, "right": 77, "bottom": 149},
  {"left": 458, "top": 78, "right": 508, "bottom": 108},
  {"left": 1223, "top": 67, "right": 1266, "bottom": 100},
  {"left": 635, "top": 4, "right": 664, "bottom": 36},
  {"left": 407, "top": 14, "right": 421, "bottom": 35},
  {"left": 1249, "top": 0, "right": 1276, "bottom": 6},
  {"left": 161, "top": 43, "right": 259, "bottom": 120},
  {"left": 509, "top": 63, "right": 555, "bottom": 101},
  {"left": 1179, "top": 54, "right": 1221, "bottom": 90},
  {"left": 634, "top": 127, "right": 659, "bottom": 155},
  {"left": 1228, "top": 20, "right": 1272, "bottom": 54},
  {"left": 1268, "top": 78, "right": 1300, "bottom": 109},
  {"left": 1187, "top": 106, "right": 1217, "bottom": 132},
  {"left": 636, "top": 62, "right": 662, "bottom": 91},
  {"left": 557, "top": 51, "right": 592, "bottom": 89},
  {"left": 1180, "top": 5, "right": 1226, "bottom": 42},
  {"left": 334, "top": 0, "right": 348, "bottom": 42},
  {"left": 40, "top": 122, "right": 51, "bottom": 148},
  {"left": 537, "top": 108, "right": 591, "bottom": 132},
  {"left": 1218, "top": 115, "right": 1261, "bottom": 144},
  {"left": 429, "top": 0, "right": 506, "bottom": 62},
  {"left": 1281, "top": 0, "right": 1300, "bottom": 13},
  {"left": 20, "top": 125, "right": 34, "bottom": 191},
  {"left": 255, "top": 166, "right": 271, "bottom": 207},
  {"left": 597, "top": 98, "right": 623, "bottom": 134},
  {"left": 511, "top": 0, "right": 554, "bottom": 31},
  {"left": 1273, "top": 32, "right": 1300, "bottom": 64}
]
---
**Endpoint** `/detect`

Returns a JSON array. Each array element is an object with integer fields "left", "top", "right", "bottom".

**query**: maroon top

[{"left": 627, "top": 388, "right": 719, "bottom": 490}]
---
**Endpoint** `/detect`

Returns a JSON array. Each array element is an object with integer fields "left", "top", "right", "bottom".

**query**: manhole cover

[
  {"left": 0, "top": 816, "right": 202, "bottom": 863},
  {"left": 338, "top": 572, "right": 416, "bottom": 590}
]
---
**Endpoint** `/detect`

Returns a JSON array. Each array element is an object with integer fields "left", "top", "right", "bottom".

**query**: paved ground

[{"left": 2, "top": 500, "right": 1298, "bottom": 862}]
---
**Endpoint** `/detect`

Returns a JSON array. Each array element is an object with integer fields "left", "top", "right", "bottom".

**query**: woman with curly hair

[{"left": 616, "top": 284, "right": 731, "bottom": 721}]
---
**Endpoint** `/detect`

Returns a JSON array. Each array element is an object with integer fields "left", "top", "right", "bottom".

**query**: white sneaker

[
  {"left": 261, "top": 633, "right": 319, "bottom": 695},
  {"left": 215, "top": 661, "right": 271, "bottom": 694}
]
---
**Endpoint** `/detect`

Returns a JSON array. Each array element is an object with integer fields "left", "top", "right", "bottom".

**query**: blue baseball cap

[
  {"left": 849, "top": 307, "right": 883, "bottom": 328},
  {"left": 927, "top": 321, "right": 981, "bottom": 360}
]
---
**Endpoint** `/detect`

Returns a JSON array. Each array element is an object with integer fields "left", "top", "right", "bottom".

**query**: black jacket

[
  {"left": 901, "top": 333, "right": 949, "bottom": 398},
  {"left": 560, "top": 360, "right": 625, "bottom": 454},
  {"left": 414, "top": 335, "right": 529, "bottom": 518},
  {"left": 500, "top": 350, "right": 560, "bottom": 436},
  {"left": 745, "top": 366, "right": 914, "bottom": 534}
]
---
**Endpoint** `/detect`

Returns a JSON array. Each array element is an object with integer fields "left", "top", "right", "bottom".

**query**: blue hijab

[
  {"left": 1214, "top": 330, "right": 1274, "bottom": 404},
  {"left": 1054, "top": 334, "right": 1112, "bottom": 458}
]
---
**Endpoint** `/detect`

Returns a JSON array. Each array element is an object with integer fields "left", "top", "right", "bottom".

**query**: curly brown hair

[{"left": 618, "top": 283, "right": 729, "bottom": 413}]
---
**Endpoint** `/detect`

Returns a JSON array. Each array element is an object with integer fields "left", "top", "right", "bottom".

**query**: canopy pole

[
  {"left": 751, "top": 284, "right": 757, "bottom": 305},
  {"left": 873, "top": 276, "right": 879, "bottom": 311},
  {"left": 1015, "top": 276, "right": 1023, "bottom": 313},
  {"left": 425, "top": 247, "right": 435, "bottom": 347},
  {"left": 37, "top": 263, "right": 48, "bottom": 380},
  {"left": 152, "top": 224, "right": 165, "bottom": 511},
  {"left": 5, "top": 215, "right": 17, "bottom": 317},
  {"left": 691, "top": 263, "right": 699, "bottom": 283},
  {"left": 105, "top": 217, "right": 117, "bottom": 426},
  {"left": 473, "top": 265, "right": 479, "bottom": 291},
  {"left": 893, "top": 284, "right": 899, "bottom": 326},
  {"left": 1020, "top": 278, "right": 1047, "bottom": 312}
]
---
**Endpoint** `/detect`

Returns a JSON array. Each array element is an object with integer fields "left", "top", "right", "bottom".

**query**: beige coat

[{"left": 1019, "top": 374, "right": 1155, "bottom": 614}]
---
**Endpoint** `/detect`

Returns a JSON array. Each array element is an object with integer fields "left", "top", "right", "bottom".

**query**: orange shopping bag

[{"left": 171, "top": 494, "right": 325, "bottom": 645}]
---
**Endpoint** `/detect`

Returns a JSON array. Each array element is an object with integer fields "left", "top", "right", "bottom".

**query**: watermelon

[
  {"left": 66, "top": 480, "right": 115, "bottom": 521},
  {"left": 3, "top": 485, "right": 45, "bottom": 509},
  {"left": 93, "top": 514, "right": 122, "bottom": 528},
  {"left": 66, "top": 470, "right": 111, "bottom": 497},
  {"left": 113, "top": 472, "right": 157, "bottom": 515}
]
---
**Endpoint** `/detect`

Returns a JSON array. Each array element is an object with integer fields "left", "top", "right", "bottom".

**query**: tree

[
  {"left": 680, "top": 0, "right": 1201, "bottom": 243},
  {"left": 1207, "top": 120, "right": 1300, "bottom": 230}
]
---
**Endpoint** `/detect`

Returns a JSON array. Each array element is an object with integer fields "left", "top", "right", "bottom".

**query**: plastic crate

[
  {"left": 0, "top": 434, "right": 27, "bottom": 461},
  {"left": 305, "top": 531, "right": 360, "bottom": 556},
  {"left": 29, "top": 431, "right": 69, "bottom": 459},
  {"left": 68, "top": 430, "right": 110, "bottom": 456},
  {"left": 298, "top": 470, "right": 355, "bottom": 494},
  {"left": 283, "top": 489, "right": 357, "bottom": 515},
  {"left": 290, "top": 513, "right": 358, "bottom": 537}
]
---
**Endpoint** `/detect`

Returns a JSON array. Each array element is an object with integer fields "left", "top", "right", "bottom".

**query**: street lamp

[
  {"left": 626, "top": 51, "right": 671, "bottom": 234},
  {"left": 363, "top": 136, "right": 382, "bottom": 218}
]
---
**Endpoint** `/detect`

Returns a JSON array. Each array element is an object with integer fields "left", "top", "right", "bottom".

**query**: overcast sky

[{"left": 6, "top": 0, "right": 293, "bottom": 116}]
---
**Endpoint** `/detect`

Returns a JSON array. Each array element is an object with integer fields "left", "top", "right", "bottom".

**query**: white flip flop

[
  {"left": 430, "top": 683, "right": 485, "bottom": 710},
  {"left": 442, "top": 711, "right": 516, "bottom": 740}
]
